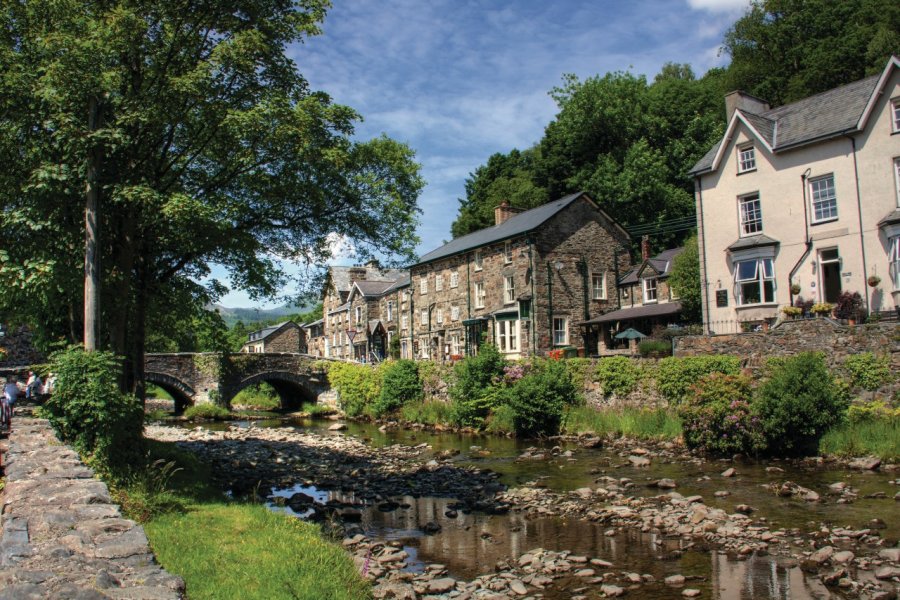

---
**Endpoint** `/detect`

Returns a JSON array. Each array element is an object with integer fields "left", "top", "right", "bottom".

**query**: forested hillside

[{"left": 451, "top": 0, "right": 900, "bottom": 246}]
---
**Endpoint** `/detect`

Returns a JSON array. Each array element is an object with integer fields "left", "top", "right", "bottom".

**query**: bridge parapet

[{"left": 144, "top": 353, "right": 331, "bottom": 410}]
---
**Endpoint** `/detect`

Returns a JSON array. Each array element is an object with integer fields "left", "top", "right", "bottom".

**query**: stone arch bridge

[{"left": 144, "top": 353, "right": 334, "bottom": 412}]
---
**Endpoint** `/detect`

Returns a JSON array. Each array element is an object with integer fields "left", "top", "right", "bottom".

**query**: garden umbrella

[{"left": 614, "top": 328, "right": 647, "bottom": 340}]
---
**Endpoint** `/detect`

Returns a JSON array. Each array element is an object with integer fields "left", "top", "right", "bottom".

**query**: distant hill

[{"left": 211, "top": 301, "right": 315, "bottom": 328}]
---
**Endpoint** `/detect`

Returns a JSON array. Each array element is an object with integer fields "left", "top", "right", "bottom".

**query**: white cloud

[
  {"left": 325, "top": 232, "right": 357, "bottom": 265},
  {"left": 686, "top": 0, "right": 750, "bottom": 14}
]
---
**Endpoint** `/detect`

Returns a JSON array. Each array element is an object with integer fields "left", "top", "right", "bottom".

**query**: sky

[{"left": 215, "top": 0, "right": 750, "bottom": 308}]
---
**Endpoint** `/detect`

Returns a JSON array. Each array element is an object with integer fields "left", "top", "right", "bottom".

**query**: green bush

[
  {"left": 373, "top": 360, "right": 421, "bottom": 416},
  {"left": 846, "top": 399, "right": 900, "bottom": 423},
  {"left": 449, "top": 345, "right": 506, "bottom": 427},
  {"left": 595, "top": 356, "right": 642, "bottom": 397},
  {"left": 327, "top": 362, "right": 382, "bottom": 417},
  {"left": 564, "top": 358, "right": 595, "bottom": 387},
  {"left": 44, "top": 347, "right": 145, "bottom": 476},
  {"left": 755, "top": 352, "right": 850, "bottom": 456},
  {"left": 484, "top": 404, "right": 516, "bottom": 435},
  {"left": 183, "top": 403, "right": 231, "bottom": 420},
  {"left": 507, "top": 359, "right": 578, "bottom": 437},
  {"left": 656, "top": 355, "right": 741, "bottom": 404},
  {"left": 679, "top": 373, "right": 765, "bottom": 455},
  {"left": 400, "top": 400, "right": 454, "bottom": 425},
  {"left": 844, "top": 352, "right": 893, "bottom": 391},
  {"left": 638, "top": 339, "right": 670, "bottom": 357}
]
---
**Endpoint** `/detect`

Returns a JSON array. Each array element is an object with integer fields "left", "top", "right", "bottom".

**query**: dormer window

[
  {"left": 737, "top": 144, "right": 756, "bottom": 173},
  {"left": 642, "top": 278, "right": 658, "bottom": 304}
]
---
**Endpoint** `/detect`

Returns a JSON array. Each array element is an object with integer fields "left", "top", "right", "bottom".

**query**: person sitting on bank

[{"left": 25, "top": 370, "right": 42, "bottom": 400}]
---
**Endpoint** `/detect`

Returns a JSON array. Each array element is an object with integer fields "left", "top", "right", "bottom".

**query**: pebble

[
  {"left": 721, "top": 468, "right": 736, "bottom": 477},
  {"left": 665, "top": 574, "right": 686, "bottom": 586},
  {"left": 683, "top": 590, "right": 701, "bottom": 598}
]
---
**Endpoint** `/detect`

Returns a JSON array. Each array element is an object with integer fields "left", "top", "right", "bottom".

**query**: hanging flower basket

[
  {"left": 790, "top": 283, "right": 801, "bottom": 295},
  {"left": 867, "top": 275, "right": 881, "bottom": 288}
]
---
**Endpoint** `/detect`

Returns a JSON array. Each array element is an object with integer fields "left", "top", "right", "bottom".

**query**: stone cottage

[{"left": 241, "top": 321, "right": 306, "bottom": 354}]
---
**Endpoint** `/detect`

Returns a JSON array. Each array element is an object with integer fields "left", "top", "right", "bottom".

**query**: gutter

[
  {"left": 846, "top": 134, "right": 871, "bottom": 313},
  {"left": 788, "top": 168, "right": 813, "bottom": 306}
]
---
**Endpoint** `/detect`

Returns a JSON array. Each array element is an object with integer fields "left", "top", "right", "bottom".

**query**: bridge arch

[
  {"left": 145, "top": 371, "right": 195, "bottom": 414},
  {"left": 225, "top": 371, "right": 318, "bottom": 410}
]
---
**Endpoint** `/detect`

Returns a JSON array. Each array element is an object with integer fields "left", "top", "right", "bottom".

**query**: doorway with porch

[{"left": 819, "top": 248, "right": 842, "bottom": 303}]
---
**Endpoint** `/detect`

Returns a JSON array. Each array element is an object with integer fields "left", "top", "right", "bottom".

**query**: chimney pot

[{"left": 724, "top": 90, "right": 770, "bottom": 123}]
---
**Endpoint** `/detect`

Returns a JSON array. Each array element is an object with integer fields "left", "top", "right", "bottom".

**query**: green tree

[
  {"left": 668, "top": 234, "right": 702, "bottom": 323},
  {"left": 0, "top": 1, "right": 424, "bottom": 393},
  {"left": 723, "top": 0, "right": 900, "bottom": 106}
]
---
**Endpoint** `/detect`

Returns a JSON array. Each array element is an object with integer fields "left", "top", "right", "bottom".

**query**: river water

[{"left": 195, "top": 416, "right": 898, "bottom": 599}]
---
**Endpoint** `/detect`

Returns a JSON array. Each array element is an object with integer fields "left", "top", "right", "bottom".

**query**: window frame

[
  {"left": 496, "top": 319, "right": 519, "bottom": 353},
  {"left": 474, "top": 282, "right": 486, "bottom": 309},
  {"left": 420, "top": 308, "right": 428, "bottom": 327},
  {"left": 450, "top": 305, "right": 460, "bottom": 321},
  {"left": 738, "top": 192, "right": 763, "bottom": 236},
  {"left": 890, "top": 236, "right": 900, "bottom": 291},
  {"left": 420, "top": 277, "right": 428, "bottom": 295},
  {"left": 552, "top": 316, "right": 569, "bottom": 347},
  {"left": 737, "top": 143, "right": 756, "bottom": 173},
  {"left": 591, "top": 272, "right": 606, "bottom": 300},
  {"left": 893, "top": 98, "right": 900, "bottom": 133},
  {"left": 474, "top": 250, "right": 483, "bottom": 271},
  {"left": 386, "top": 301, "right": 393, "bottom": 322},
  {"left": 734, "top": 257, "right": 776, "bottom": 305},
  {"left": 355, "top": 306, "right": 362, "bottom": 324},
  {"left": 809, "top": 174, "right": 838, "bottom": 224},
  {"left": 436, "top": 308, "right": 443, "bottom": 324},
  {"left": 435, "top": 274, "right": 443, "bottom": 291},
  {"left": 450, "top": 271, "right": 459, "bottom": 288},
  {"left": 642, "top": 277, "right": 658, "bottom": 304},
  {"left": 504, "top": 275, "right": 515, "bottom": 304},
  {"left": 894, "top": 157, "right": 900, "bottom": 207},
  {"left": 504, "top": 241, "right": 513, "bottom": 264},
  {"left": 401, "top": 314, "right": 409, "bottom": 330}
]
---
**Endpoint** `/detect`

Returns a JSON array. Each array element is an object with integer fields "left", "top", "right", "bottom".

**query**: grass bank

[
  {"left": 818, "top": 418, "right": 900, "bottom": 461},
  {"left": 562, "top": 405, "right": 683, "bottom": 440},
  {"left": 115, "top": 441, "right": 369, "bottom": 600}
]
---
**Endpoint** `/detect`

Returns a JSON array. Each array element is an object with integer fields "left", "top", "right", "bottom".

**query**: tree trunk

[{"left": 84, "top": 97, "right": 101, "bottom": 350}]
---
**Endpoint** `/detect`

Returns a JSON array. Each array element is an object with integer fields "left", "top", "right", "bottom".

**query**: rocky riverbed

[{"left": 145, "top": 423, "right": 900, "bottom": 599}]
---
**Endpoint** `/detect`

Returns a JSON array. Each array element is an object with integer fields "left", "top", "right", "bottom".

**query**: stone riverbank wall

[
  {"left": 674, "top": 318, "right": 900, "bottom": 370},
  {"left": 0, "top": 418, "right": 184, "bottom": 599}
]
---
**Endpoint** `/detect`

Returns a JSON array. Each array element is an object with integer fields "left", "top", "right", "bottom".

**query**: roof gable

[{"left": 691, "top": 57, "right": 898, "bottom": 175}]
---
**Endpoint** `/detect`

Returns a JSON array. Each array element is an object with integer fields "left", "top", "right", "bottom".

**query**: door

[{"left": 819, "top": 249, "right": 842, "bottom": 303}]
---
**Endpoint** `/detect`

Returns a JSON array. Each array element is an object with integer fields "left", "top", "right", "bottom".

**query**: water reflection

[{"left": 268, "top": 486, "right": 835, "bottom": 600}]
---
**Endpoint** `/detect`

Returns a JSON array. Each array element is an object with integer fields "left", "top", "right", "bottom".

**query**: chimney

[
  {"left": 494, "top": 201, "right": 523, "bottom": 226},
  {"left": 724, "top": 90, "right": 770, "bottom": 122},
  {"left": 641, "top": 235, "right": 651, "bottom": 262},
  {"left": 348, "top": 266, "right": 367, "bottom": 282}
]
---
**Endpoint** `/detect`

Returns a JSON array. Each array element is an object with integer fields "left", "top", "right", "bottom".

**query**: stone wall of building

[
  {"left": 0, "top": 418, "right": 184, "bottom": 598},
  {"left": 674, "top": 318, "right": 900, "bottom": 370},
  {"left": 264, "top": 325, "right": 304, "bottom": 354}
]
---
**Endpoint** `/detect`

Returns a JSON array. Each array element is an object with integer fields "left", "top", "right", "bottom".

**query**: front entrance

[{"left": 819, "top": 249, "right": 842, "bottom": 303}]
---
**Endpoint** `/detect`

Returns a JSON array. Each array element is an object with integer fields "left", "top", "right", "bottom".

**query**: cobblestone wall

[
  {"left": 674, "top": 319, "right": 900, "bottom": 370},
  {"left": 0, "top": 418, "right": 184, "bottom": 598}
]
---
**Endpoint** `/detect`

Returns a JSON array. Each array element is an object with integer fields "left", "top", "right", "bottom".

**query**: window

[
  {"left": 552, "top": 317, "right": 568, "bottom": 346},
  {"left": 355, "top": 306, "right": 362, "bottom": 323},
  {"left": 893, "top": 99, "right": 900, "bottom": 133},
  {"left": 435, "top": 274, "right": 443, "bottom": 291},
  {"left": 496, "top": 320, "right": 519, "bottom": 353},
  {"left": 643, "top": 278, "right": 658, "bottom": 303},
  {"left": 734, "top": 258, "right": 775, "bottom": 305},
  {"left": 402, "top": 314, "right": 409, "bottom": 330},
  {"left": 420, "top": 308, "right": 428, "bottom": 327},
  {"left": 401, "top": 340, "right": 409, "bottom": 359},
  {"left": 450, "top": 306, "right": 460, "bottom": 321},
  {"left": 504, "top": 241, "right": 512, "bottom": 263},
  {"left": 591, "top": 272, "right": 606, "bottom": 300},
  {"left": 894, "top": 158, "right": 900, "bottom": 206},
  {"left": 387, "top": 301, "right": 393, "bottom": 322},
  {"left": 504, "top": 276, "right": 515, "bottom": 304},
  {"left": 738, "top": 144, "right": 756, "bottom": 173},
  {"left": 739, "top": 193, "right": 762, "bottom": 235},
  {"left": 474, "top": 250, "right": 483, "bottom": 271},
  {"left": 475, "top": 282, "right": 486, "bottom": 308},
  {"left": 436, "top": 308, "right": 443, "bottom": 324},
  {"left": 810, "top": 175, "right": 838, "bottom": 223},
  {"left": 420, "top": 277, "right": 428, "bottom": 295},
  {"left": 450, "top": 333, "right": 462, "bottom": 356},
  {"left": 450, "top": 271, "right": 459, "bottom": 288},
  {"left": 890, "top": 236, "right": 900, "bottom": 291}
]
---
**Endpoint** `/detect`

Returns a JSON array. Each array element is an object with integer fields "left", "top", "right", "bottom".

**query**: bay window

[
  {"left": 496, "top": 319, "right": 519, "bottom": 353},
  {"left": 734, "top": 258, "right": 776, "bottom": 304}
]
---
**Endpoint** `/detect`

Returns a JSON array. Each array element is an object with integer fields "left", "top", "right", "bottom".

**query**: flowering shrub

[
  {"left": 679, "top": 373, "right": 765, "bottom": 455},
  {"left": 502, "top": 363, "right": 529, "bottom": 384}
]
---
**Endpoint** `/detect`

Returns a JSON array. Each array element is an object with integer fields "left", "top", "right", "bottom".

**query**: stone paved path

[{"left": 0, "top": 418, "right": 184, "bottom": 599}]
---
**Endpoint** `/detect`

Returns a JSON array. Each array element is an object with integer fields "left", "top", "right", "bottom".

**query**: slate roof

[
  {"left": 416, "top": 192, "right": 626, "bottom": 266},
  {"left": 581, "top": 301, "right": 682, "bottom": 325},
  {"left": 619, "top": 247, "right": 684, "bottom": 285},
  {"left": 327, "top": 302, "right": 350, "bottom": 315},
  {"left": 726, "top": 233, "right": 780, "bottom": 252},
  {"left": 302, "top": 318, "right": 324, "bottom": 328},
  {"left": 353, "top": 280, "right": 397, "bottom": 297},
  {"left": 690, "top": 74, "right": 881, "bottom": 174},
  {"left": 877, "top": 208, "right": 900, "bottom": 227},
  {"left": 246, "top": 321, "right": 296, "bottom": 343},
  {"left": 327, "top": 265, "right": 406, "bottom": 294},
  {"left": 383, "top": 274, "right": 410, "bottom": 293}
]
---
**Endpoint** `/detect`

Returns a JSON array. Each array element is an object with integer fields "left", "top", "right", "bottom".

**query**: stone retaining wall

[
  {"left": 0, "top": 418, "right": 184, "bottom": 599},
  {"left": 674, "top": 318, "right": 900, "bottom": 370}
]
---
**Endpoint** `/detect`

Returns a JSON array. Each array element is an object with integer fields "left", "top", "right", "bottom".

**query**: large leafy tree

[
  {"left": 667, "top": 233, "right": 701, "bottom": 323},
  {"left": 723, "top": 0, "right": 900, "bottom": 106},
  {"left": 0, "top": 1, "right": 423, "bottom": 392}
]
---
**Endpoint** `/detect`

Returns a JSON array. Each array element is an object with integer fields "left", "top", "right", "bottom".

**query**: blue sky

[{"left": 216, "top": 0, "right": 749, "bottom": 308}]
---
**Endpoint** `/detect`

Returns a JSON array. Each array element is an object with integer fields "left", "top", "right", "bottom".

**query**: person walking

[
  {"left": 3, "top": 376, "right": 19, "bottom": 406},
  {"left": 2, "top": 376, "right": 19, "bottom": 437}
]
